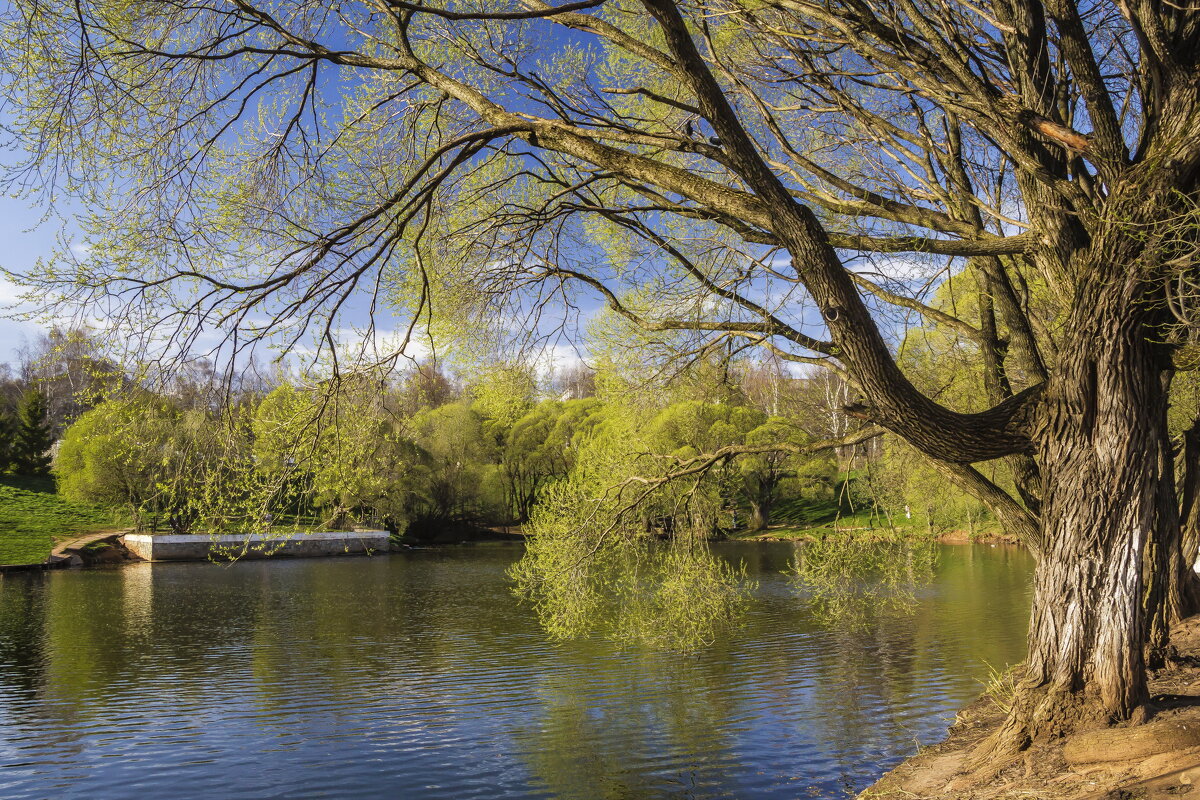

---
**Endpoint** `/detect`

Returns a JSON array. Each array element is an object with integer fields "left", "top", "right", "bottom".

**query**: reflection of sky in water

[{"left": 0, "top": 543, "right": 1033, "bottom": 799}]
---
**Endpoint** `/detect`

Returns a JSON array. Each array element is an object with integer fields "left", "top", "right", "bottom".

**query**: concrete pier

[{"left": 122, "top": 531, "right": 390, "bottom": 562}]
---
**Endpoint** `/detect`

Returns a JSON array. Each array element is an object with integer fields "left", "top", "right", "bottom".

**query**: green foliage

[
  {"left": 56, "top": 396, "right": 160, "bottom": 519},
  {"left": 185, "top": 406, "right": 290, "bottom": 539},
  {"left": 615, "top": 544, "right": 753, "bottom": 648},
  {"left": 56, "top": 394, "right": 279, "bottom": 535},
  {"left": 510, "top": 413, "right": 752, "bottom": 649},
  {"left": 1169, "top": 370, "right": 1200, "bottom": 438},
  {"left": 587, "top": 312, "right": 749, "bottom": 409},
  {"left": 793, "top": 537, "right": 939, "bottom": 630},
  {"left": 394, "top": 362, "right": 458, "bottom": 415},
  {"left": 405, "top": 400, "right": 504, "bottom": 534},
  {"left": 253, "top": 382, "right": 416, "bottom": 530},
  {"left": 0, "top": 408, "right": 15, "bottom": 475},
  {"left": 19, "top": 326, "right": 123, "bottom": 435},
  {"left": 502, "top": 398, "right": 606, "bottom": 522},
  {"left": 56, "top": 395, "right": 200, "bottom": 531},
  {"left": 13, "top": 388, "right": 53, "bottom": 476},
  {"left": 644, "top": 401, "right": 827, "bottom": 531},
  {"left": 467, "top": 364, "right": 537, "bottom": 428},
  {"left": 41, "top": 349, "right": 983, "bottom": 651},
  {"left": 872, "top": 439, "right": 996, "bottom": 536},
  {"left": 869, "top": 271, "right": 1021, "bottom": 536}
]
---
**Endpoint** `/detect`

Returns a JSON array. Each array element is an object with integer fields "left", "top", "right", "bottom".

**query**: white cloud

[
  {"left": 0, "top": 275, "right": 33, "bottom": 307},
  {"left": 531, "top": 342, "right": 585, "bottom": 380},
  {"left": 331, "top": 325, "right": 434, "bottom": 362},
  {"left": 845, "top": 251, "right": 947, "bottom": 283}
]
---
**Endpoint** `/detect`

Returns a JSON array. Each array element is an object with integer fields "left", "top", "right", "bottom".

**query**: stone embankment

[{"left": 122, "top": 530, "right": 390, "bottom": 561}]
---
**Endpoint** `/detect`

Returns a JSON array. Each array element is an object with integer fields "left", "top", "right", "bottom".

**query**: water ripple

[{"left": 0, "top": 543, "right": 1033, "bottom": 799}]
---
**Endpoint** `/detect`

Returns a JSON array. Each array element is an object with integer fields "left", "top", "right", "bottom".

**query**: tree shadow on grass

[{"left": 0, "top": 475, "right": 56, "bottom": 494}]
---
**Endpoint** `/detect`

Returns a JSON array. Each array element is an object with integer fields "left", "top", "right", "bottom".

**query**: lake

[{"left": 0, "top": 541, "right": 1033, "bottom": 799}]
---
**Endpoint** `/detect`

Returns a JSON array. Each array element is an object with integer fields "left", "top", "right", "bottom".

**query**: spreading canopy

[
  {"left": 7, "top": 1, "right": 1196, "bottom": 470},
  {"left": 6, "top": 0, "right": 1200, "bottom": 750}
]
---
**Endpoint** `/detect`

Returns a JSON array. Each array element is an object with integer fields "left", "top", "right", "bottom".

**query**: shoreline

[
  {"left": 2, "top": 526, "right": 524, "bottom": 572},
  {"left": 859, "top": 614, "right": 1200, "bottom": 799},
  {"left": 736, "top": 528, "right": 1022, "bottom": 546},
  {"left": 4, "top": 525, "right": 1017, "bottom": 573}
]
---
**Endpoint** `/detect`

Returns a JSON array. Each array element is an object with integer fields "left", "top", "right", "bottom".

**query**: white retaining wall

[{"left": 122, "top": 531, "right": 390, "bottom": 562}]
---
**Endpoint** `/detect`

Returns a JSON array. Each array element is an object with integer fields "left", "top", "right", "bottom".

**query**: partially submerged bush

[
  {"left": 793, "top": 536, "right": 939, "bottom": 630},
  {"left": 510, "top": 416, "right": 752, "bottom": 650}
]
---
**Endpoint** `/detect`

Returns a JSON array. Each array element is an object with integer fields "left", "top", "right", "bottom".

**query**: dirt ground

[{"left": 861, "top": 616, "right": 1200, "bottom": 799}]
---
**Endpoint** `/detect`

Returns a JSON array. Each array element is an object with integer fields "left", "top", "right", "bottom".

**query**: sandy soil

[{"left": 861, "top": 617, "right": 1200, "bottom": 799}]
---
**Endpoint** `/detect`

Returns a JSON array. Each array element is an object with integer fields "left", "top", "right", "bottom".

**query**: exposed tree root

[
  {"left": 963, "top": 680, "right": 1133, "bottom": 781},
  {"left": 860, "top": 615, "right": 1200, "bottom": 800}
]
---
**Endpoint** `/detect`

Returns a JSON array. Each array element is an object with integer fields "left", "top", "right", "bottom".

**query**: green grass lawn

[
  {"left": 0, "top": 476, "right": 128, "bottom": 565},
  {"left": 732, "top": 493, "right": 1003, "bottom": 541},
  {"left": 731, "top": 499, "right": 907, "bottom": 540}
]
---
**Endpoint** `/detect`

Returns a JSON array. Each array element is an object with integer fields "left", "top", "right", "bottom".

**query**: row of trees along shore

[
  {"left": 39, "top": 330, "right": 917, "bottom": 538},
  {"left": 4, "top": 0, "right": 1200, "bottom": 767},
  {"left": 1, "top": 328, "right": 131, "bottom": 478}
]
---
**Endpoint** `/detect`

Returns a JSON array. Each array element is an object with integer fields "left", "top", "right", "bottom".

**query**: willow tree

[{"left": 3, "top": 0, "right": 1200, "bottom": 753}]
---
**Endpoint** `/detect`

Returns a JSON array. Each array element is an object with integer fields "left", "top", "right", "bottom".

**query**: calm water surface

[{"left": 0, "top": 542, "right": 1032, "bottom": 799}]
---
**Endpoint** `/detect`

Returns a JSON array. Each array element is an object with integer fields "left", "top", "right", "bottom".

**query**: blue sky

[
  {"left": 0, "top": 8, "right": 946, "bottom": 380},
  {"left": 0, "top": 172, "right": 78, "bottom": 368}
]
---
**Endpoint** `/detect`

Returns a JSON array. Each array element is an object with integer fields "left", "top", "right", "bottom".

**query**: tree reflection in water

[
  {"left": 793, "top": 537, "right": 940, "bottom": 631},
  {"left": 0, "top": 544, "right": 1031, "bottom": 799}
]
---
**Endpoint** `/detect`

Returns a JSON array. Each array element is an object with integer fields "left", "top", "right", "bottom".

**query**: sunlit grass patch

[{"left": 0, "top": 477, "right": 126, "bottom": 565}]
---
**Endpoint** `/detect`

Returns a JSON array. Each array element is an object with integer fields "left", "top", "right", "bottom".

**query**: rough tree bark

[
  {"left": 747, "top": 501, "right": 767, "bottom": 532},
  {"left": 1173, "top": 417, "right": 1200, "bottom": 618},
  {"left": 1020, "top": 291, "right": 1160, "bottom": 740},
  {"left": 1145, "top": 383, "right": 1182, "bottom": 667}
]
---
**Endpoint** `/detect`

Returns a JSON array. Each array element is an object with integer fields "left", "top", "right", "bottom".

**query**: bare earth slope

[{"left": 862, "top": 616, "right": 1200, "bottom": 800}]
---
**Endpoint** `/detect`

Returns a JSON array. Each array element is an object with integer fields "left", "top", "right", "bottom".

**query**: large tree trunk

[
  {"left": 1173, "top": 418, "right": 1200, "bottom": 618},
  {"left": 995, "top": 279, "right": 1166, "bottom": 749},
  {"left": 747, "top": 500, "right": 768, "bottom": 532},
  {"left": 1144, "top": 408, "right": 1182, "bottom": 666}
]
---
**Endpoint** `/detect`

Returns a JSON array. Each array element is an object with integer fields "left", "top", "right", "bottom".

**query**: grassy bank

[
  {"left": 0, "top": 476, "right": 128, "bottom": 565},
  {"left": 730, "top": 495, "right": 1007, "bottom": 542}
]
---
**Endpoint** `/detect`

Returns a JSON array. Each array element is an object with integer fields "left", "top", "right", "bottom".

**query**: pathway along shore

[{"left": 860, "top": 615, "right": 1200, "bottom": 799}]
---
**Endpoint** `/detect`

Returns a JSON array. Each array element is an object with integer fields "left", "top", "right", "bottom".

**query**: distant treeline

[{"left": 6, "top": 327, "right": 1002, "bottom": 541}]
